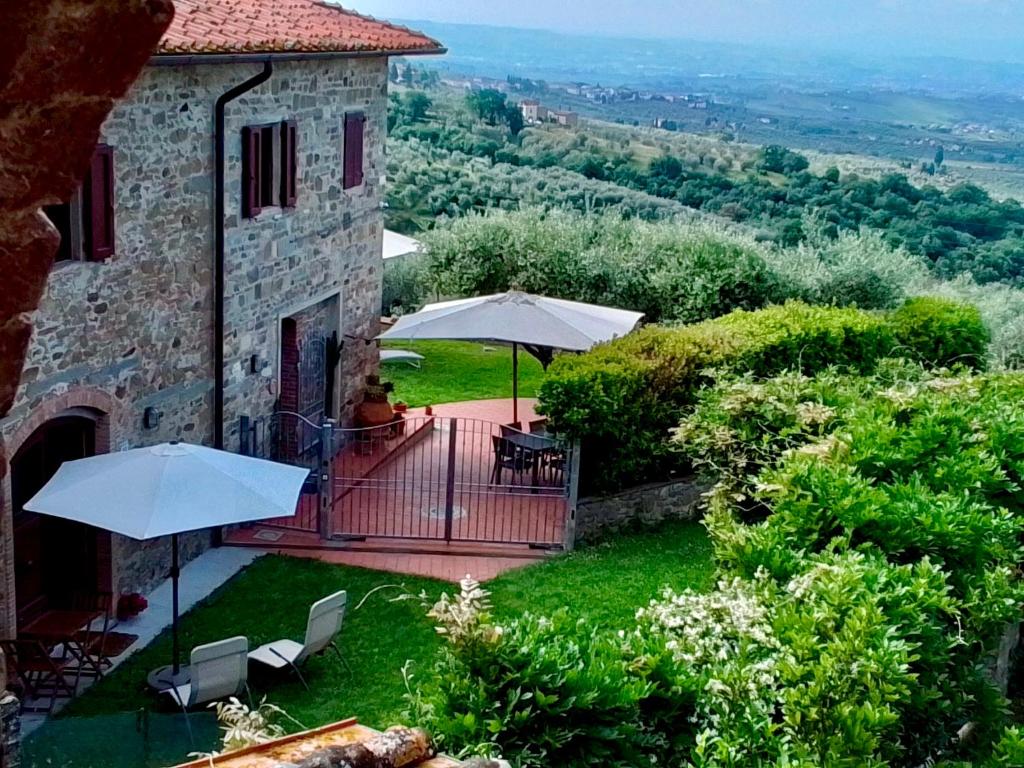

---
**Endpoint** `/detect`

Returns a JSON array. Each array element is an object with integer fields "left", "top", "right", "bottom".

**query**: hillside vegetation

[{"left": 387, "top": 89, "right": 1024, "bottom": 285}]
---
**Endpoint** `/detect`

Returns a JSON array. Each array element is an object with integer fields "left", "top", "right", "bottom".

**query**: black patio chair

[{"left": 491, "top": 436, "right": 529, "bottom": 485}]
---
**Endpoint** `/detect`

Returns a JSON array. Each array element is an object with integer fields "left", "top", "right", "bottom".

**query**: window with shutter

[
  {"left": 343, "top": 112, "right": 366, "bottom": 190},
  {"left": 84, "top": 144, "right": 115, "bottom": 260},
  {"left": 242, "top": 126, "right": 263, "bottom": 218},
  {"left": 281, "top": 120, "right": 298, "bottom": 207}
]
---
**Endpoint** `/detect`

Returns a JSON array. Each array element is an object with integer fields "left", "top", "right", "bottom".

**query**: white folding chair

[
  {"left": 160, "top": 636, "right": 249, "bottom": 742},
  {"left": 248, "top": 590, "right": 348, "bottom": 689}
]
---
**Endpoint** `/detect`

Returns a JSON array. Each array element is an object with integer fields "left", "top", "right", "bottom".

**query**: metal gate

[
  {"left": 296, "top": 331, "right": 327, "bottom": 427},
  {"left": 239, "top": 411, "right": 329, "bottom": 533},
  {"left": 330, "top": 416, "right": 577, "bottom": 548}
]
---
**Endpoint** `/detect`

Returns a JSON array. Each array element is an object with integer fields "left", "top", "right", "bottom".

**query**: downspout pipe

[{"left": 213, "top": 60, "right": 272, "bottom": 451}]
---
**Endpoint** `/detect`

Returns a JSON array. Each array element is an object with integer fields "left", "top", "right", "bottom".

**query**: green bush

[
  {"left": 891, "top": 297, "right": 990, "bottom": 369},
  {"left": 542, "top": 299, "right": 993, "bottom": 492},
  {"left": 816, "top": 266, "right": 902, "bottom": 309},
  {"left": 415, "top": 372, "right": 1024, "bottom": 767},
  {"left": 421, "top": 208, "right": 793, "bottom": 325},
  {"left": 405, "top": 582, "right": 659, "bottom": 767},
  {"left": 382, "top": 254, "right": 430, "bottom": 315},
  {"left": 702, "top": 369, "right": 1024, "bottom": 763},
  {"left": 540, "top": 302, "right": 895, "bottom": 491}
]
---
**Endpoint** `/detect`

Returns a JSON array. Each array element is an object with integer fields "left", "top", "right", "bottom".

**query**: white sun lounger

[
  {"left": 248, "top": 590, "right": 348, "bottom": 688},
  {"left": 380, "top": 349, "right": 425, "bottom": 368}
]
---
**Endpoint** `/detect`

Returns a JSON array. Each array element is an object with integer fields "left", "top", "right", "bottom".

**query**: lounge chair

[
  {"left": 160, "top": 636, "right": 248, "bottom": 710},
  {"left": 248, "top": 590, "right": 347, "bottom": 688}
]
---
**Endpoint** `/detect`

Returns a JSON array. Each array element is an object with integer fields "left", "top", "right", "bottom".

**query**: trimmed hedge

[
  {"left": 891, "top": 297, "right": 990, "bottom": 369},
  {"left": 539, "top": 299, "right": 988, "bottom": 493}
]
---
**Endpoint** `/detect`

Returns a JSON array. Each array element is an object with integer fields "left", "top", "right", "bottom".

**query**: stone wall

[
  {"left": 0, "top": 0, "right": 172, "bottom": 423},
  {"left": 574, "top": 477, "right": 707, "bottom": 545},
  {"left": 218, "top": 58, "right": 387, "bottom": 438},
  {"left": 0, "top": 57, "right": 387, "bottom": 636}
]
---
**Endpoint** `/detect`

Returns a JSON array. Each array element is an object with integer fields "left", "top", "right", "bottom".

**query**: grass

[
  {"left": 25, "top": 520, "right": 712, "bottom": 768},
  {"left": 380, "top": 340, "right": 546, "bottom": 407}
]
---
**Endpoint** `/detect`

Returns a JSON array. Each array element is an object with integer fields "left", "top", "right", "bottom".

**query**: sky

[{"left": 355, "top": 0, "right": 1024, "bottom": 63}]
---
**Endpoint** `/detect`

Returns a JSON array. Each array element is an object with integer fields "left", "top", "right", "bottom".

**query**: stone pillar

[{"left": 0, "top": 691, "right": 20, "bottom": 768}]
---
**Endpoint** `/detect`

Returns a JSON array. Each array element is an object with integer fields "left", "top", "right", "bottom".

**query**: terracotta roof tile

[{"left": 158, "top": 0, "right": 443, "bottom": 56}]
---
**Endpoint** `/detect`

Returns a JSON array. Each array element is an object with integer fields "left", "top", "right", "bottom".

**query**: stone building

[
  {"left": 0, "top": 0, "right": 442, "bottom": 637},
  {"left": 551, "top": 110, "right": 579, "bottom": 128},
  {"left": 519, "top": 99, "right": 548, "bottom": 124}
]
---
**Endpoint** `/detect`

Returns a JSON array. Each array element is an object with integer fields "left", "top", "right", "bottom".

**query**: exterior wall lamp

[{"left": 143, "top": 406, "right": 163, "bottom": 430}]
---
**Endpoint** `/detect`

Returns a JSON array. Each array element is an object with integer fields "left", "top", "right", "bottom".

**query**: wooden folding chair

[
  {"left": 70, "top": 591, "right": 114, "bottom": 678},
  {"left": 1, "top": 639, "right": 78, "bottom": 713}
]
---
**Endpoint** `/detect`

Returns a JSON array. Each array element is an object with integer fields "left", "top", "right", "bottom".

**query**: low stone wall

[{"left": 574, "top": 477, "right": 707, "bottom": 544}]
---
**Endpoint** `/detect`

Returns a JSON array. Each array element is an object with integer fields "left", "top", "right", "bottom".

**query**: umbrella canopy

[
  {"left": 378, "top": 291, "right": 643, "bottom": 350},
  {"left": 23, "top": 442, "right": 309, "bottom": 540},
  {"left": 383, "top": 229, "right": 425, "bottom": 260},
  {"left": 379, "top": 292, "right": 643, "bottom": 422},
  {"left": 23, "top": 442, "right": 308, "bottom": 681}
]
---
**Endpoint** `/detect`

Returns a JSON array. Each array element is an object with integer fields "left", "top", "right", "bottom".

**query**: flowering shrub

[
  {"left": 701, "top": 368, "right": 1024, "bottom": 763},
  {"left": 414, "top": 371, "right": 1024, "bottom": 767},
  {"left": 405, "top": 578, "right": 659, "bottom": 767},
  {"left": 116, "top": 592, "right": 148, "bottom": 620}
]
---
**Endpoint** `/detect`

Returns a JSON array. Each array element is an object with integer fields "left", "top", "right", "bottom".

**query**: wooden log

[{"left": 291, "top": 727, "right": 435, "bottom": 768}]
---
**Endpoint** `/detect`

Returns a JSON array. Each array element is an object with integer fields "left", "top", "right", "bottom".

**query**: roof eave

[{"left": 149, "top": 46, "right": 446, "bottom": 66}]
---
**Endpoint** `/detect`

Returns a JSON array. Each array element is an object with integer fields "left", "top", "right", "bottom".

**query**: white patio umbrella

[
  {"left": 383, "top": 229, "right": 425, "bottom": 260},
  {"left": 23, "top": 441, "right": 309, "bottom": 685},
  {"left": 378, "top": 291, "right": 643, "bottom": 422}
]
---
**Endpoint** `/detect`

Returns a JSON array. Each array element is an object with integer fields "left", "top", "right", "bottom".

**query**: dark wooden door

[{"left": 11, "top": 416, "right": 98, "bottom": 625}]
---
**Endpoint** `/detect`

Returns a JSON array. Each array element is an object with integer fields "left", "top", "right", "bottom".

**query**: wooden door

[{"left": 11, "top": 416, "right": 98, "bottom": 625}]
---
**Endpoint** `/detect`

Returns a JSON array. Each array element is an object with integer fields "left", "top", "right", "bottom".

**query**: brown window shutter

[
  {"left": 281, "top": 120, "right": 298, "bottom": 207},
  {"left": 343, "top": 112, "right": 365, "bottom": 189},
  {"left": 85, "top": 144, "right": 115, "bottom": 260},
  {"left": 242, "top": 126, "right": 262, "bottom": 218}
]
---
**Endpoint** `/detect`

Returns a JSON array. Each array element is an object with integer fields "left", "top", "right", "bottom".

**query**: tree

[
  {"left": 504, "top": 103, "right": 524, "bottom": 136},
  {"left": 934, "top": 145, "right": 945, "bottom": 168},
  {"left": 401, "top": 65, "right": 414, "bottom": 86},
  {"left": 389, "top": 62, "right": 400, "bottom": 83},
  {"left": 758, "top": 145, "right": 810, "bottom": 175},
  {"left": 403, "top": 92, "right": 432, "bottom": 122},
  {"left": 466, "top": 89, "right": 509, "bottom": 125}
]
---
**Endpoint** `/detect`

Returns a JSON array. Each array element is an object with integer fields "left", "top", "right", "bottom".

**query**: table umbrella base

[{"left": 147, "top": 664, "right": 191, "bottom": 692}]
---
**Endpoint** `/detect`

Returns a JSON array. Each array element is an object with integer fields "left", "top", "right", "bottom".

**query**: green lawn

[
  {"left": 25, "top": 520, "right": 711, "bottom": 768},
  {"left": 381, "top": 340, "right": 546, "bottom": 407}
]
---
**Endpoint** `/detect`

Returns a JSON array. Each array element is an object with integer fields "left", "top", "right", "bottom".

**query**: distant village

[{"left": 431, "top": 69, "right": 718, "bottom": 132}]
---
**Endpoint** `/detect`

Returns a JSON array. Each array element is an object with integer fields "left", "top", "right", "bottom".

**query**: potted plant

[
  {"left": 117, "top": 592, "right": 148, "bottom": 621},
  {"left": 354, "top": 375, "right": 395, "bottom": 429},
  {"left": 393, "top": 400, "right": 408, "bottom": 413}
]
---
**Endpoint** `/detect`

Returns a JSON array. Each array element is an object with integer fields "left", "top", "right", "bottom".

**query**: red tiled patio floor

[
  {"left": 332, "top": 400, "right": 566, "bottom": 546},
  {"left": 226, "top": 400, "right": 569, "bottom": 570}
]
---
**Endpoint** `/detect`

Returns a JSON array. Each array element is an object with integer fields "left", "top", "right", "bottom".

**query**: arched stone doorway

[{"left": 10, "top": 411, "right": 112, "bottom": 627}]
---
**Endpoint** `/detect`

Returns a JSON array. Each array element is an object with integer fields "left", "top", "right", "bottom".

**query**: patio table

[
  {"left": 501, "top": 431, "right": 557, "bottom": 490},
  {"left": 21, "top": 609, "right": 103, "bottom": 646},
  {"left": 21, "top": 608, "right": 104, "bottom": 686}
]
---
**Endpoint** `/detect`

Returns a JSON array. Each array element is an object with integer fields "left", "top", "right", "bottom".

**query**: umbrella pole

[
  {"left": 512, "top": 342, "right": 519, "bottom": 425},
  {"left": 171, "top": 533, "right": 180, "bottom": 675}
]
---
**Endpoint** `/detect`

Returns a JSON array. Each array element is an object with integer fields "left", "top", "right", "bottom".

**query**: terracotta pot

[
  {"left": 355, "top": 399, "right": 394, "bottom": 428},
  {"left": 393, "top": 403, "right": 408, "bottom": 413}
]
